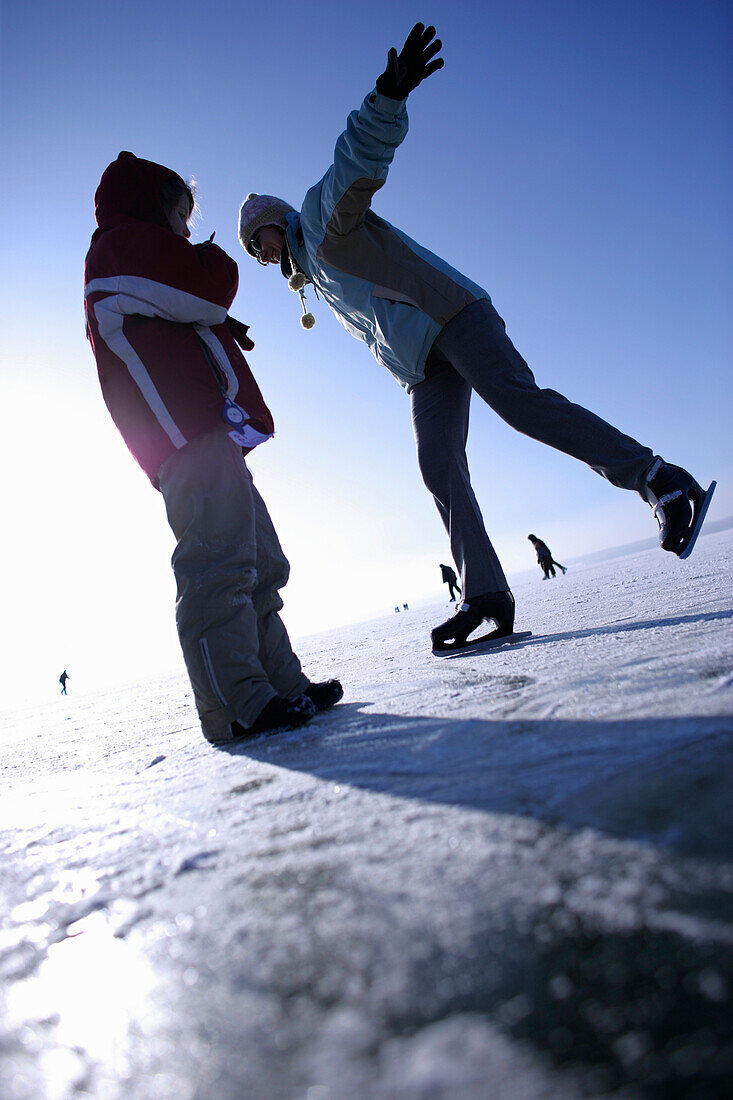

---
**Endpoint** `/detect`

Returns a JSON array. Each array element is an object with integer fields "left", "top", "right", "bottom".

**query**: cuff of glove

[
  {"left": 226, "top": 317, "right": 255, "bottom": 351},
  {"left": 367, "top": 88, "right": 408, "bottom": 113}
]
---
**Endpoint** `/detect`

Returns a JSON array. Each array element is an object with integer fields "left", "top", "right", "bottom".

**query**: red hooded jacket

[{"left": 84, "top": 152, "right": 274, "bottom": 486}]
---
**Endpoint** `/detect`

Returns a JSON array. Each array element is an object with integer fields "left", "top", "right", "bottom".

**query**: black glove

[
  {"left": 375, "top": 22, "right": 443, "bottom": 100},
  {"left": 225, "top": 315, "right": 254, "bottom": 351}
]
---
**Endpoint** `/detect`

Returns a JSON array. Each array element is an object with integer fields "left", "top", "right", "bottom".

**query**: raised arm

[{"left": 303, "top": 23, "right": 444, "bottom": 241}]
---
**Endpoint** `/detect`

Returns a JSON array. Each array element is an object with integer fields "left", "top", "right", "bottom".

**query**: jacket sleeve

[
  {"left": 305, "top": 91, "right": 409, "bottom": 241},
  {"left": 85, "top": 223, "right": 239, "bottom": 327}
]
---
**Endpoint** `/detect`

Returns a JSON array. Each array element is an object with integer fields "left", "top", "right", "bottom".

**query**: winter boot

[
  {"left": 642, "top": 459, "right": 716, "bottom": 559},
  {"left": 304, "top": 678, "right": 344, "bottom": 712},
  {"left": 232, "top": 693, "right": 316, "bottom": 740},
  {"left": 431, "top": 591, "right": 515, "bottom": 653}
]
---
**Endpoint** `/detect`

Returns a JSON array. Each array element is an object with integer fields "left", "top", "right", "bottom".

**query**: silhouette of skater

[
  {"left": 440, "top": 564, "right": 462, "bottom": 601},
  {"left": 528, "top": 535, "right": 566, "bottom": 580},
  {"left": 59, "top": 670, "right": 70, "bottom": 694},
  {"left": 239, "top": 21, "right": 715, "bottom": 655},
  {"left": 85, "top": 153, "right": 341, "bottom": 744}
]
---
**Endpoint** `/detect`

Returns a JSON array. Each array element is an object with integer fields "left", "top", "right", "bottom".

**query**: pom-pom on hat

[{"left": 238, "top": 193, "right": 294, "bottom": 257}]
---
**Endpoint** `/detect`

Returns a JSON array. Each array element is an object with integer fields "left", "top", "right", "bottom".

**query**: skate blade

[
  {"left": 678, "top": 481, "right": 716, "bottom": 559},
  {"left": 432, "top": 630, "right": 532, "bottom": 656}
]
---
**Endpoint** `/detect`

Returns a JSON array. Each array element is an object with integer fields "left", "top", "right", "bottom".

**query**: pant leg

[
  {"left": 410, "top": 361, "right": 509, "bottom": 597},
  {"left": 158, "top": 428, "right": 279, "bottom": 742},
  {"left": 432, "top": 300, "right": 655, "bottom": 493},
  {"left": 249, "top": 479, "right": 309, "bottom": 700}
]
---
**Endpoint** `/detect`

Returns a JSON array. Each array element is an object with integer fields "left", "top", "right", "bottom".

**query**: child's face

[
  {"left": 253, "top": 225, "right": 285, "bottom": 265},
  {"left": 167, "top": 195, "right": 191, "bottom": 239}
]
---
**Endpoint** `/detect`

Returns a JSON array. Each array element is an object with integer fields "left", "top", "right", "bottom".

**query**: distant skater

[
  {"left": 440, "top": 564, "right": 462, "bottom": 601},
  {"left": 528, "top": 535, "right": 567, "bottom": 580},
  {"left": 238, "top": 22, "right": 715, "bottom": 654},
  {"left": 59, "top": 670, "right": 69, "bottom": 695}
]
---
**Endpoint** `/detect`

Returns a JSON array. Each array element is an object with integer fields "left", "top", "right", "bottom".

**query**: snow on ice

[{"left": 1, "top": 528, "right": 732, "bottom": 1099}]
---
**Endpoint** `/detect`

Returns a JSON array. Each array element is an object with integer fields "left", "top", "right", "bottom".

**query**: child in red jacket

[{"left": 85, "top": 152, "right": 341, "bottom": 743}]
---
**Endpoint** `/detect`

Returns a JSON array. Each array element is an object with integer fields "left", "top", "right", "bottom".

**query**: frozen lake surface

[{"left": 2, "top": 529, "right": 732, "bottom": 1099}]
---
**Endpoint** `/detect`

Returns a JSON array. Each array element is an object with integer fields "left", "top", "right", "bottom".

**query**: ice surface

[{"left": 1, "top": 530, "right": 732, "bottom": 1099}]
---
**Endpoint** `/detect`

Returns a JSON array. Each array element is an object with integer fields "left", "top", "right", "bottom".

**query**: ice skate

[
  {"left": 431, "top": 591, "right": 517, "bottom": 654},
  {"left": 643, "top": 459, "right": 716, "bottom": 559},
  {"left": 232, "top": 693, "right": 316, "bottom": 740},
  {"left": 304, "top": 678, "right": 343, "bottom": 712}
]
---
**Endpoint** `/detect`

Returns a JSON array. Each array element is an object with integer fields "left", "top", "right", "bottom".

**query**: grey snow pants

[
  {"left": 158, "top": 427, "right": 308, "bottom": 743},
  {"left": 411, "top": 299, "right": 655, "bottom": 598}
]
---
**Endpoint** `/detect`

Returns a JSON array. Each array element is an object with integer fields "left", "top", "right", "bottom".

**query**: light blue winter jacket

[{"left": 284, "top": 91, "right": 490, "bottom": 392}]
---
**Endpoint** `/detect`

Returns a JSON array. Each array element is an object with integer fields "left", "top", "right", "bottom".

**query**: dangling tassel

[
  {"left": 299, "top": 290, "right": 315, "bottom": 329},
  {"left": 283, "top": 237, "right": 315, "bottom": 328},
  {"left": 284, "top": 237, "right": 305, "bottom": 291}
]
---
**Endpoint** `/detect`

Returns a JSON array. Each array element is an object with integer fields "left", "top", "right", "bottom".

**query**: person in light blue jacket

[{"left": 238, "top": 23, "right": 715, "bottom": 654}]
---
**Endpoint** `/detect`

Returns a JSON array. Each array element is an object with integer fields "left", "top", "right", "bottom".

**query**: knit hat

[{"left": 238, "top": 193, "right": 294, "bottom": 257}]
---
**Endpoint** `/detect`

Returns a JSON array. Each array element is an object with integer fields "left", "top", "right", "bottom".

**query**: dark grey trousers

[
  {"left": 410, "top": 299, "right": 655, "bottom": 598},
  {"left": 158, "top": 427, "right": 308, "bottom": 742}
]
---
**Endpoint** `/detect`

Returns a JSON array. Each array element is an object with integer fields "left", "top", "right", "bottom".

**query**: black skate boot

[
  {"left": 642, "top": 459, "right": 716, "bottom": 559},
  {"left": 431, "top": 591, "right": 516, "bottom": 654},
  {"left": 232, "top": 693, "right": 316, "bottom": 740},
  {"left": 304, "top": 678, "right": 343, "bottom": 712}
]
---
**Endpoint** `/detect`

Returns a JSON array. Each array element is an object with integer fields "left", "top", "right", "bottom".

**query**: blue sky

[{"left": 1, "top": 0, "right": 730, "bottom": 705}]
